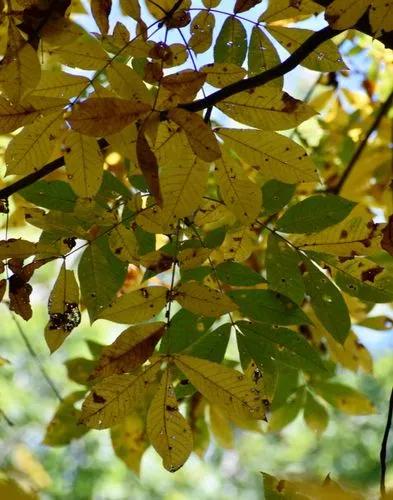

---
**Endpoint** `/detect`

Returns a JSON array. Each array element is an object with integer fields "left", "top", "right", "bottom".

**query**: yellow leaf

[
  {"left": 161, "top": 69, "right": 206, "bottom": 101},
  {"left": 90, "top": 322, "right": 165, "bottom": 379},
  {"left": 168, "top": 108, "right": 221, "bottom": 162},
  {"left": 91, "top": 0, "right": 111, "bottom": 35},
  {"left": 108, "top": 224, "right": 139, "bottom": 262},
  {"left": 98, "top": 286, "right": 167, "bottom": 324},
  {"left": 291, "top": 205, "right": 383, "bottom": 256},
  {"left": 0, "top": 21, "right": 41, "bottom": 102},
  {"left": 369, "top": 0, "right": 393, "bottom": 36},
  {"left": 106, "top": 123, "right": 138, "bottom": 163},
  {"left": 30, "top": 70, "right": 90, "bottom": 99},
  {"left": 147, "top": 368, "right": 193, "bottom": 472},
  {"left": 259, "top": 0, "right": 323, "bottom": 22},
  {"left": 215, "top": 148, "right": 262, "bottom": 224},
  {"left": 209, "top": 405, "right": 234, "bottom": 448},
  {"left": 178, "top": 247, "right": 211, "bottom": 270},
  {"left": 174, "top": 355, "right": 266, "bottom": 420},
  {"left": 80, "top": 359, "right": 162, "bottom": 429},
  {"left": 189, "top": 11, "right": 215, "bottom": 54},
  {"left": 200, "top": 62, "right": 246, "bottom": 88},
  {"left": 326, "top": 0, "right": 370, "bottom": 29},
  {"left": 119, "top": 0, "right": 141, "bottom": 19},
  {"left": 41, "top": 18, "right": 87, "bottom": 46},
  {"left": 63, "top": 131, "right": 104, "bottom": 198},
  {"left": 47, "top": 36, "right": 109, "bottom": 70},
  {"left": 216, "top": 87, "right": 315, "bottom": 130},
  {"left": 111, "top": 413, "right": 149, "bottom": 476},
  {"left": 266, "top": 26, "right": 346, "bottom": 72},
  {"left": 0, "top": 239, "right": 61, "bottom": 259},
  {"left": 313, "top": 381, "right": 375, "bottom": 415},
  {"left": 219, "top": 226, "right": 257, "bottom": 262},
  {"left": 0, "top": 97, "right": 38, "bottom": 133},
  {"left": 216, "top": 128, "right": 318, "bottom": 183},
  {"left": 175, "top": 281, "right": 237, "bottom": 317},
  {"left": 194, "top": 199, "right": 236, "bottom": 229},
  {"left": 146, "top": 0, "right": 191, "bottom": 20},
  {"left": 5, "top": 114, "right": 63, "bottom": 176},
  {"left": 44, "top": 263, "right": 81, "bottom": 353},
  {"left": 107, "top": 62, "right": 152, "bottom": 104},
  {"left": 68, "top": 97, "right": 150, "bottom": 136}
]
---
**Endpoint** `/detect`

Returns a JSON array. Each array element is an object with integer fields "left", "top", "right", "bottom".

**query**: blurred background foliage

[{"left": 0, "top": 293, "right": 392, "bottom": 499}]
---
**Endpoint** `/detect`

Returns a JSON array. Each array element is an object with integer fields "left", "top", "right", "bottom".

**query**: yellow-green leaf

[
  {"left": 216, "top": 128, "right": 318, "bottom": 183},
  {"left": 5, "top": 114, "right": 63, "bottom": 176},
  {"left": 98, "top": 286, "right": 167, "bottom": 324},
  {"left": 44, "top": 263, "right": 81, "bottom": 353},
  {"left": 147, "top": 368, "right": 193, "bottom": 472},
  {"left": 80, "top": 359, "right": 162, "bottom": 429},
  {"left": 63, "top": 131, "right": 104, "bottom": 198},
  {"left": 30, "top": 70, "right": 90, "bottom": 99},
  {"left": 217, "top": 87, "right": 315, "bottom": 130},
  {"left": 175, "top": 281, "right": 237, "bottom": 317},
  {"left": 108, "top": 224, "right": 139, "bottom": 263},
  {"left": 168, "top": 108, "right": 221, "bottom": 162},
  {"left": 266, "top": 26, "right": 346, "bottom": 72},
  {"left": 215, "top": 147, "right": 262, "bottom": 223},
  {"left": 200, "top": 62, "right": 246, "bottom": 88},
  {"left": 174, "top": 354, "right": 265, "bottom": 420}
]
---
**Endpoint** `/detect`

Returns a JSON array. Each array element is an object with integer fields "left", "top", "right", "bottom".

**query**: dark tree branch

[
  {"left": 380, "top": 387, "right": 393, "bottom": 498},
  {"left": 313, "top": 0, "right": 393, "bottom": 50},
  {"left": 0, "top": 138, "right": 109, "bottom": 200},
  {"left": 331, "top": 88, "right": 393, "bottom": 194},
  {"left": 181, "top": 26, "right": 340, "bottom": 113}
]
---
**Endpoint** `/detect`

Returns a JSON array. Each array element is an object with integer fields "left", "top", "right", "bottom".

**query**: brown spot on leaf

[
  {"left": 361, "top": 266, "right": 383, "bottom": 283},
  {"left": 92, "top": 392, "right": 106, "bottom": 404}
]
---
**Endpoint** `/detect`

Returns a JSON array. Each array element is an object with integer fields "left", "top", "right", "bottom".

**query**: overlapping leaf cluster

[{"left": 0, "top": 0, "right": 392, "bottom": 473}]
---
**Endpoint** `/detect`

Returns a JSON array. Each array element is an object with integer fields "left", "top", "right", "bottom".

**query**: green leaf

[
  {"left": 248, "top": 26, "right": 282, "bottom": 85},
  {"left": 228, "top": 289, "right": 311, "bottom": 325},
  {"left": 214, "top": 17, "right": 247, "bottom": 66},
  {"left": 302, "top": 259, "right": 350, "bottom": 344},
  {"left": 268, "top": 388, "right": 305, "bottom": 432},
  {"left": 20, "top": 180, "right": 77, "bottom": 212},
  {"left": 43, "top": 392, "right": 89, "bottom": 446},
  {"left": 216, "top": 261, "right": 265, "bottom": 286},
  {"left": 276, "top": 195, "right": 356, "bottom": 234},
  {"left": 204, "top": 226, "right": 227, "bottom": 248},
  {"left": 185, "top": 323, "right": 231, "bottom": 363},
  {"left": 237, "top": 321, "right": 325, "bottom": 373},
  {"left": 78, "top": 237, "right": 127, "bottom": 322},
  {"left": 159, "top": 309, "right": 215, "bottom": 354},
  {"left": 266, "top": 233, "right": 305, "bottom": 305},
  {"left": 262, "top": 179, "right": 295, "bottom": 215}
]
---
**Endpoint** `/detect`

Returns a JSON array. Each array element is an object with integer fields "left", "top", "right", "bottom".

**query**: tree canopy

[{"left": 0, "top": 0, "right": 393, "bottom": 495}]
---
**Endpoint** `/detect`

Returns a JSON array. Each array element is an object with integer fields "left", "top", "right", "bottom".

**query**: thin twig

[
  {"left": 9, "top": 311, "right": 63, "bottom": 402},
  {"left": 380, "top": 387, "right": 393, "bottom": 498},
  {"left": 0, "top": 407, "right": 14, "bottom": 426},
  {"left": 332, "top": 88, "right": 393, "bottom": 194},
  {"left": 181, "top": 26, "right": 340, "bottom": 113}
]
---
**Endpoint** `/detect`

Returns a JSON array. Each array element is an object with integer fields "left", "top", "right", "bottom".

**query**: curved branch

[{"left": 181, "top": 25, "right": 340, "bottom": 113}]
